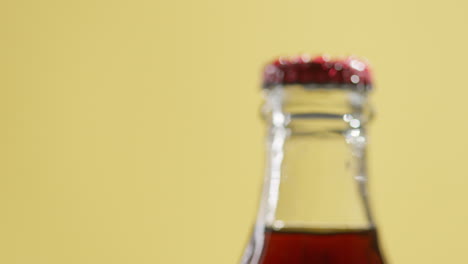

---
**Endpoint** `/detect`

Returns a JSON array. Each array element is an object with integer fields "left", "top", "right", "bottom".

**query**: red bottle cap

[{"left": 263, "top": 55, "right": 373, "bottom": 89}]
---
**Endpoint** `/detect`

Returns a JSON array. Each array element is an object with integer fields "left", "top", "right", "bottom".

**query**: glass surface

[{"left": 241, "top": 85, "right": 385, "bottom": 264}]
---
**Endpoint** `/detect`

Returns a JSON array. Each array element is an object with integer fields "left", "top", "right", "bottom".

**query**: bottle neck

[{"left": 257, "top": 85, "right": 374, "bottom": 231}]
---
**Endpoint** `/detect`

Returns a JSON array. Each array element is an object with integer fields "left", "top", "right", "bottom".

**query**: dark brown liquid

[{"left": 258, "top": 228, "right": 385, "bottom": 264}]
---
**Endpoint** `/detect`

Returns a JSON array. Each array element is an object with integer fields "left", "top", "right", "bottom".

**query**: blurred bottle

[{"left": 241, "top": 55, "right": 386, "bottom": 264}]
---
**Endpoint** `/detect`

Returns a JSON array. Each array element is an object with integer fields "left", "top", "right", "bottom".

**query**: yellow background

[{"left": 1, "top": 0, "right": 467, "bottom": 263}]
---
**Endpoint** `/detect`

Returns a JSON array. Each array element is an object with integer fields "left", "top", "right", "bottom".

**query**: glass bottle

[{"left": 241, "top": 55, "right": 386, "bottom": 264}]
